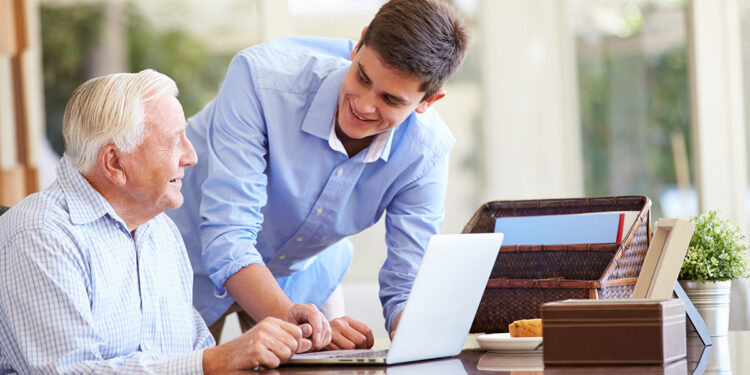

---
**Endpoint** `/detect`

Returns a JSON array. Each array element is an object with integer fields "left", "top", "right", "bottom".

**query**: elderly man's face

[{"left": 120, "top": 95, "right": 197, "bottom": 215}]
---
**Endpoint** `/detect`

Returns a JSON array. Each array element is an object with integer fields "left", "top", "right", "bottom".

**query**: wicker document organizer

[{"left": 462, "top": 195, "right": 652, "bottom": 333}]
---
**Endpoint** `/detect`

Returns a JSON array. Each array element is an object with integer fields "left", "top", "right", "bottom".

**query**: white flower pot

[{"left": 679, "top": 280, "right": 731, "bottom": 337}]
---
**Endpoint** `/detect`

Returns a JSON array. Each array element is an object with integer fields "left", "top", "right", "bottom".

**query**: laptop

[{"left": 288, "top": 233, "right": 503, "bottom": 365}]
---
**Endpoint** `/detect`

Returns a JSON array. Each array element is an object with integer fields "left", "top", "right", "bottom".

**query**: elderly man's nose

[{"left": 181, "top": 137, "right": 198, "bottom": 166}]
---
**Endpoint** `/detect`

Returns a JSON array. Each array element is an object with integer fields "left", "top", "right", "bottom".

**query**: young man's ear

[
  {"left": 415, "top": 89, "right": 446, "bottom": 114},
  {"left": 98, "top": 144, "right": 127, "bottom": 186},
  {"left": 350, "top": 26, "right": 368, "bottom": 60}
]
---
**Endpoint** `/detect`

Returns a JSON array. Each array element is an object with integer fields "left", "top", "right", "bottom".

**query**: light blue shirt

[
  {"left": 167, "top": 36, "right": 455, "bottom": 332},
  {"left": 0, "top": 157, "right": 214, "bottom": 374}
]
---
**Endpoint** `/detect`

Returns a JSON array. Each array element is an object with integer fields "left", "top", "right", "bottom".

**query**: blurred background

[{"left": 2, "top": 0, "right": 750, "bottom": 340}]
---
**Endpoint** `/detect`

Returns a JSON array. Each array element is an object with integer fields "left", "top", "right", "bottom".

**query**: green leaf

[{"left": 679, "top": 210, "right": 749, "bottom": 281}]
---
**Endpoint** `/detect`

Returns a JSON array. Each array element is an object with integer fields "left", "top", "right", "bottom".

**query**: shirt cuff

[
  {"left": 385, "top": 301, "right": 407, "bottom": 333},
  {"left": 157, "top": 349, "right": 205, "bottom": 374},
  {"left": 208, "top": 253, "right": 265, "bottom": 296}
]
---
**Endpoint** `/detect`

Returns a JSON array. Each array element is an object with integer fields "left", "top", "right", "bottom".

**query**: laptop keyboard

[{"left": 329, "top": 349, "right": 389, "bottom": 359}]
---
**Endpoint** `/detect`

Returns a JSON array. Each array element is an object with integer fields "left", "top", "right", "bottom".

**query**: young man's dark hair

[{"left": 360, "top": 0, "right": 468, "bottom": 100}]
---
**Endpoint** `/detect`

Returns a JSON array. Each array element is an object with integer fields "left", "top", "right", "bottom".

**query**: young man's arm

[
  {"left": 195, "top": 52, "right": 331, "bottom": 350},
  {"left": 224, "top": 264, "right": 332, "bottom": 347},
  {"left": 380, "top": 152, "right": 451, "bottom": 337}
]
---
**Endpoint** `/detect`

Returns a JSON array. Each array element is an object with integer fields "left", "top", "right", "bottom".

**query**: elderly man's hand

[
  {"left": 324, "top": 316, "right": 374, "bottom": 350},
  {"left": 203, "top": 317, "right": 311, "bottom": 373},
  {"left": 286, "top": 303, "right": 332, "bottom": 351}
]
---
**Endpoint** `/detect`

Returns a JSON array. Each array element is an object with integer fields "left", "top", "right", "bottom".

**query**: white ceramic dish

[{"left": 475, "top": 333, "right": 543, "bottom": 353}]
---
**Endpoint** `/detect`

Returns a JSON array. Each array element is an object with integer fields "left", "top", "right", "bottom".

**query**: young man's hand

[
  {"left": 203, "top": 317, "right": 311, "bottom": 373},
  {"left": 324, "top": 316, "right": 374, "bottom": 350},
  {"left": 286, "top": 303, "right": 332, "bottom": 351}
]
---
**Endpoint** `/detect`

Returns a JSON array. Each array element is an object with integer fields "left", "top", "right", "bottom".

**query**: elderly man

[{"left": 0, "top": 70, "right": 330, "bottom": 374}]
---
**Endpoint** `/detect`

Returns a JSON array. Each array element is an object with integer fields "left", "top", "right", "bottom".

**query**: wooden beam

[
  {"left": 7, "top": 0, "right": 36, "bottom": 194},
  {"left": 0, "top": 0, "right": 18, "bottom": 54},
  {"left": 0, "top": 167, "right": 25, "bottom": 206},
  {"left": 11, "top": 56, "right": 29, "bottom": 165},
  {"left": 0, "top": 0, "right": 27, "bottom": 54}
]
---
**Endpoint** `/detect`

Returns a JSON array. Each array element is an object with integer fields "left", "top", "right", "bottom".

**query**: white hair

[{"left": 62, "top": 69, "right": 178, "bottom": 173}]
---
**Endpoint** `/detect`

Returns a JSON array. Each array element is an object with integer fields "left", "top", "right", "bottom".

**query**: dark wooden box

[
  {"left": 462, "top": 195, "right": 651, "bottom": 333},
  {"left": 541, "top": 299, "right": 686, "bottom": 365}
]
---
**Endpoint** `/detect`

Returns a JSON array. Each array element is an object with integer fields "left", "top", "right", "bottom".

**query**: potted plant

[{"left": 679, "top": 210, "right": 749, "bottom": 336}]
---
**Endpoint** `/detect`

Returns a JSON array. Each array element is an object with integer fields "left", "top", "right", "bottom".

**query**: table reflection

[
  {"left": 476, "top": 352, "right": 686, "bottom": 374},
  {"left": 477, "top": 353, "right": 544, "bottom": 372},
  {"left": 268, "top": 357, "right": 466, "bottom": 375},
  {"left": 691, "top": 334, "right": 731, "bottom": 375},
  {"left": 268, "top": 331, "right": 748, "bottom": 374},
  {"left": 687, "top": 342, "right": 713, "bottom": 375},
  {"left": 539, "top": 360, "right": 687, "bottom": 375}
]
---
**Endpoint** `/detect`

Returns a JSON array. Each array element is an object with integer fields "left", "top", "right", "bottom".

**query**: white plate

[{"left": 476, "top": 333, "right": 543, "bottom": 353}]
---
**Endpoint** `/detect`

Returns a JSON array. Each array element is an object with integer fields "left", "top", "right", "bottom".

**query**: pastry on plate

[{"left": 508, "top": 318, "right": 542, "bottom": 337}]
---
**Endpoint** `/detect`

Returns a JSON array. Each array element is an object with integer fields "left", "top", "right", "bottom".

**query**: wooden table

[{"left": 263, "top": 331, "right": 748, "bottom": 374}]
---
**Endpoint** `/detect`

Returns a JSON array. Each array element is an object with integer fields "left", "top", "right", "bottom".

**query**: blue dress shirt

[
  {"left": 167, "top": 36, "right": 455, "bottom": 332},
  {"left": 0, "top": 157, "right": 214, "bottom": 374}
]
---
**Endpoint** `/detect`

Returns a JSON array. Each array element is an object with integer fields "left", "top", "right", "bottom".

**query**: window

[{"left": 571, "top": 0, "right": 693, "bottom": 219}]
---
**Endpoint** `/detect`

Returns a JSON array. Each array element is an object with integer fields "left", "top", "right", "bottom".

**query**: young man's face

[
  {"left": 119, "top": 94, "right": 197, "bottom": 216},
  {"left": 336, "top": 44, "right": 444, "bottom": 141}
]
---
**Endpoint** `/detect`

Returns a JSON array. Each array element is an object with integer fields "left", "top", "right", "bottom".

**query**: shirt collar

[
  {"left": 57, "top": 156, "right": 125, "bottom": 226},
  {"left": 300, "top": 65, "right": 347, "bottom": 140},
  {"left": 327, "top": 120, "right": 391, "bottom": 163}
]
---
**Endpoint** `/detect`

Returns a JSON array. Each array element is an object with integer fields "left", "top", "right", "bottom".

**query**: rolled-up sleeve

[
  {"left": 198, "top": 53, "right": 270, "bottom": 294},
  {"left": 380, "top": 153, "right": 450, "bottom": 332}
]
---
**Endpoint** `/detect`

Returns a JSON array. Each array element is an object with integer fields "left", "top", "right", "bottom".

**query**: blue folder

[{"left": 494, "top": 213, "right": 623, "bottom": 246}]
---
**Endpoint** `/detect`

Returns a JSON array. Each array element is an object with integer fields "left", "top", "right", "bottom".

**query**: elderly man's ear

[{"left": 98, "top": 145, "right": 128, "bottom": 186}]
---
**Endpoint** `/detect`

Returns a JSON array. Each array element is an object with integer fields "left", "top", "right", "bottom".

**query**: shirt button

[
  {"left": 316, "top": 208, "right": 323, "bottom": 215},
  {"left": 337, "top": 168, "right": 343, "bottom": 176},
  {"left": 142, "top": 342, "right": 152, "bottom": 351},
  {"left": 296, "top": 236, "right": 303, "bottom": 242},
  {"left": 279, "top": 254, "right": 287, "bottom": 259}
]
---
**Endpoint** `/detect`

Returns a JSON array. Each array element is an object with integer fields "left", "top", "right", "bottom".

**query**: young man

[
  {"left": 0, "top": 70, "right": 329, "bottom": 373},
  {"left": 167, "top": 0, "right": 468, "bottom": 349}
]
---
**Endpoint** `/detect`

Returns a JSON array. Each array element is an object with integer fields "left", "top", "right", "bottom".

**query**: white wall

[
  {"left": 479, "top": 0, "right": 583, "bottom": 201},
  {"left": 688, "top": 0, "right": 750, "bottom": 331}
]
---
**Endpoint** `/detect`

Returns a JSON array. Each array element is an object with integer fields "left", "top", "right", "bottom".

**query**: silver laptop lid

[
  {"left": 287, "top": 233, "right": 503, "bottom": 366},
  {"left": 386, "top": 233, "right": 502, "bottom": 364}
]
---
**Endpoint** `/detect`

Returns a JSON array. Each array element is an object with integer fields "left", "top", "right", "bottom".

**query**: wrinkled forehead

[{"left": 142, "top": 95, "right": 186, "bottom": 136}]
